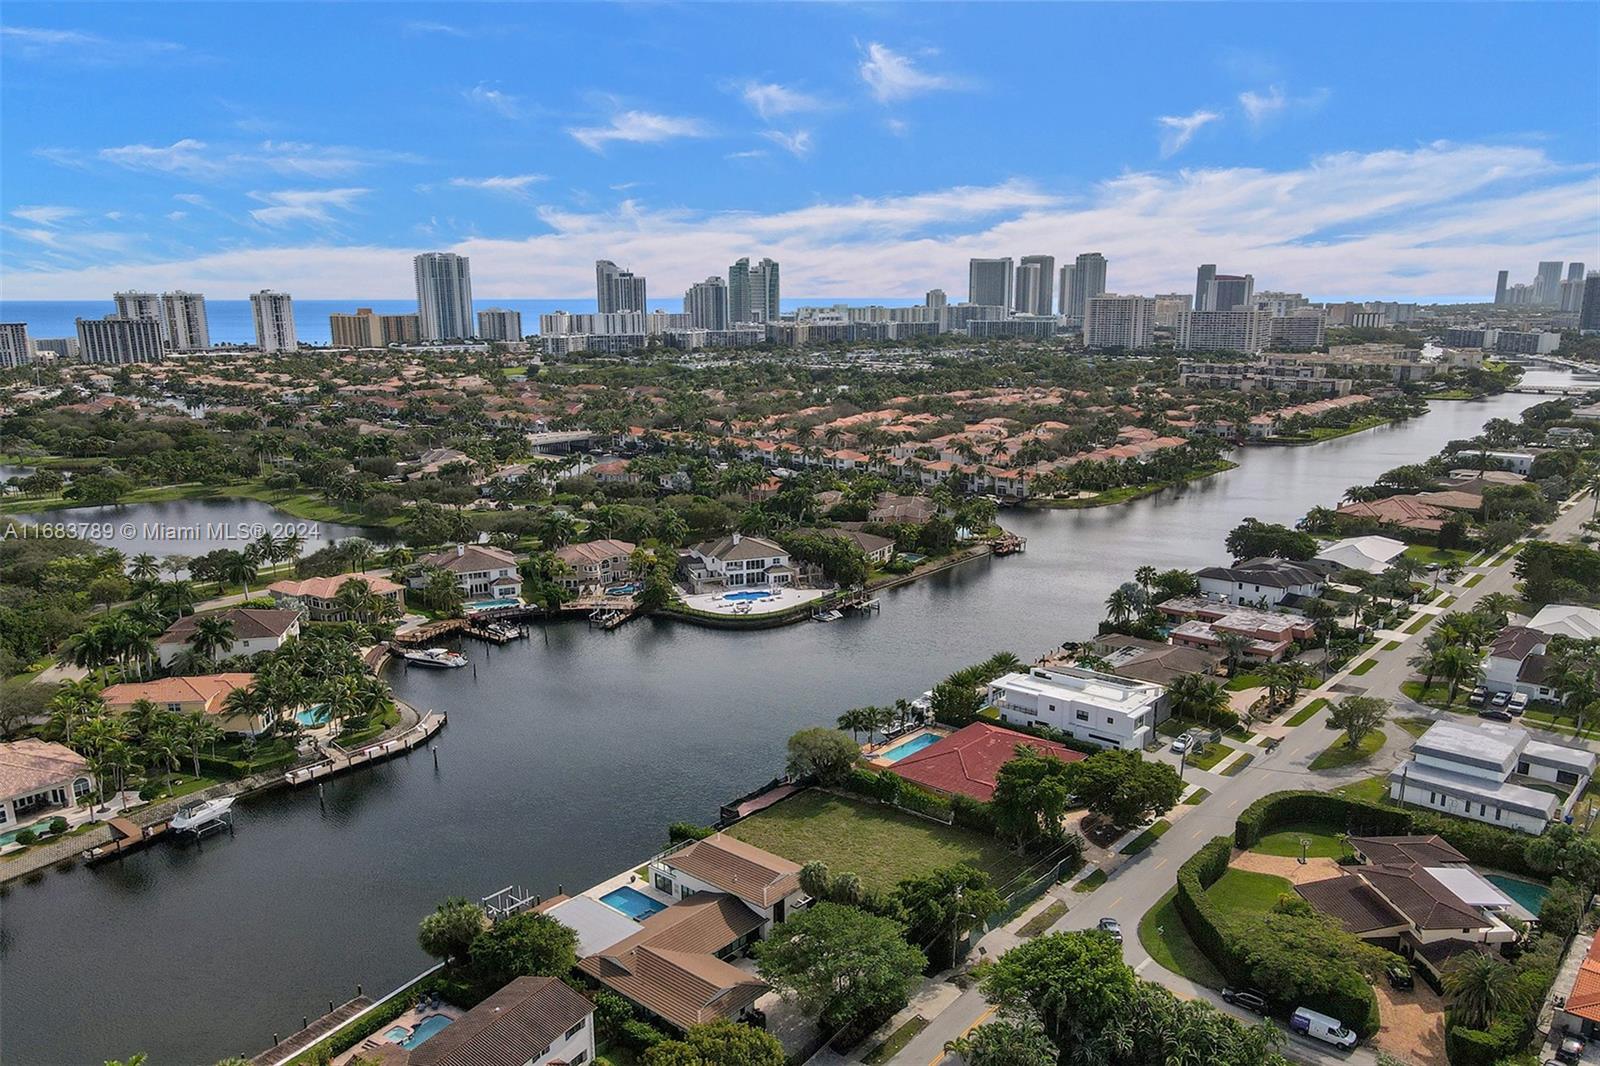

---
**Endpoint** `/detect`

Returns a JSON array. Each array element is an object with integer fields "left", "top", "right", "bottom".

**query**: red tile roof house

[
  {"left": 268, "top": 572, "right": 405, "bottom": 622},
  {"left": 0, "top": 740, "right": 95, "bottom": 842},
  {"left": 887, "top": 722, "right": 1084, "bottom": 802}
]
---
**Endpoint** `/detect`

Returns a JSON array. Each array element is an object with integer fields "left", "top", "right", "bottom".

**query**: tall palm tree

[
  {"left": 1443, "top": 954, "right": 1526, "bottom": 1031},
  {"left": 1437, "top": 644, "right": 1481, "bottom": 704},
  {"left": 1217, "top": 632, "right": 1251, "bottom": 678},
  {"left": 836, "top": 707, "right": 872, "bottom": 741},
  {"left": 181, "top": 713, "right": 223, "bottom": 778},
  {"left": 1168, "top": 674, "right": 1230, "bottom": 726},
  {"left": 190, "top": 615, "right": 237, "bottom": 662},
  {"left": 129, "top": 553, "right": 161, "bottom": 583}
]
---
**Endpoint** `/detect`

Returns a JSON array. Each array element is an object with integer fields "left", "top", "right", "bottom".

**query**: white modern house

[
  {"left": 682, "top": 533, "right": 795, "bottom": 591},
  {"left": 986, "top": 666, "right": 1167, "bottom": 750},
  {"left": 1482, "top": 626, "right": 1557, "bottom": 701},
  {"left": 1314, "top": 535, "right": 1408, "bottom": 575},
  {"left": 1194, "top": 558, "right": 1325, "bottom": 610},
  {"left": 1388, "top": 720, "right": 1596, "bottom": 834}
]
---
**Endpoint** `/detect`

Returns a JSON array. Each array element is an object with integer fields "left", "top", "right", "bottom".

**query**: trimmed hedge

[{"left": 1444, "top": 1022, "right": 1518, "bottom": 1066}]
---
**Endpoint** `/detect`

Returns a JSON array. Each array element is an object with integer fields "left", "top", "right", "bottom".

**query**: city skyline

[{"left": 2, "top": 3, "right": 1597, "bottom": 303}]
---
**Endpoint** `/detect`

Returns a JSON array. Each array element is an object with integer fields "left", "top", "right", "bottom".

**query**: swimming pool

[
  {"left": 600, "top": 885, "right": 668, "bottom": 921},
  {"left": 295, "top": 704, "right": 329, "bottom": 727},
  {"left": 385, "top": 1013, "right": 454, "bottom": 1049},
  {"left": 605, "top": 583, "right": 640, "bottom": 596},
  {"left": 1486, "top": 874, "right": 1549, "bottom": 914},
  {"left": 468, "top": 597, "right": 521, "bottom": 611},
  {"left": 877, "top": 731, "right": 944, "bottom": 763},
  {"left": 723, "top": 590, "right": 774, "bottom": 602}
]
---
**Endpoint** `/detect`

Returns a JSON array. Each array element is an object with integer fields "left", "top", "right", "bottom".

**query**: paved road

[{"left": 885, "top": 496, "right": 1596, "bottom": 1066}]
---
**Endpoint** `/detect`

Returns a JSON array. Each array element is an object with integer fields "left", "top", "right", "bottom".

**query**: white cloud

[
  {"left": 464, "top": 83, "right": 521, "bottom": 119},
  {"left": 98, "top": 138, "right": 225, "bottom": 179},
  {"left": 166, "top": 211, "right": 188, "bottom": 222},
  {"left": 568, "top": 111, "right": 711, "bottom": 152},
  {"left": 11, "top": 205, "right": 77, "bottom": 226},
  {"left": 174, "top": 193, "right": 210, "bottom": 207},
  {"left": 403, "top": 20, "right": 468, "bottom": 37},
  {"left": 858, "top": 43, "right": 957, "bottom": 103},
  {"left": 1, "top": 25, "right": 181, "bottom": 60},
  {"left": 1156, "top": 110, "right": 1221, "bottom": 157},
  {"left": 726, "top": 149, "right": 768, "bottom": 161},
  {"left": 738, "top": 81, "right": 824, "bottom": 121},
  {"left": 247, "top": 188, "right": 369, "bottom": 227},
  {"left": 760, "top": 130, "right": 813, "bottom": 158},
  {"left": 1240, "top": 84, "right": 1329, "bottom": 127},
  {"left": 448, "top": 174, "right": 547, "bottom": 194},
  {"left": 81, "top": 139, "right": 415, "bottom": 181},
  {"left": 6, "top": 144, "right": 1596, "bottom": 304}
]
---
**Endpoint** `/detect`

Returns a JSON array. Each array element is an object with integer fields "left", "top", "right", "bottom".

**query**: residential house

[
  {"left": 1554, "top": 934, "right": 1600, "bottom": 1041},
  {"left": 682, "top": 533, "right": 794, "bottom": 592},
  {"left": 412, "top": 544, "right": 523, "bottom": 601},
  {"left": 407, "top": 975, "right": 595, "bottom": 1066},
  {"left": 1084, "top": 635, "right": 1222, "bottom": 686},
  {"left": 0, "top": 740, "right": 94, "bottom": 834},
  {"left": 1335, "top": 495, "right": 1451, "bottom": 534},
  {"left": 576, "top": 892, "right": 770, "bottom": 1032},
  {"left": 1482, "top": 626, "right": 1556, "bottom": 701},
  {"left": 1527, "top": 604, "right": 1600, "bottom": 641},
  {"left": 534, "top": 894, "right": 646, "bottom": 957},
  {"left": 268, "top": 572, "right": 405, "bottom": 622},
  {"left": 1157, "top": 596, "right": 1317, "bottom": 662},
  {"left": 156, "top": 607, "right": 301, "bottom": 667},
  {"left": 886, "top": 722, "right": 1084, "bottom": 802},
  {"left": 100, "top": 674, "right": 264, "bottom": 733},
  {"left": 592, "top": 459, "right": 640, "bottom": 484},
  {"left": 868, "top": 494, "right": 937, "bottom": 525},
  {"left": 554, "top": 539, "right": 637, "bottom": 594},
  {"left": 1313, "top": 535, "right": 1408, "bottom": 575},
  {"left": 793, "top": 527, "right": 896, "bottom": 564},
  {"left": 649, "top": 833, "right": 804, "bottom": 933},
  {"left": 1387, "top": 720, "right": 1596, "bottom": 833},
  {"left": 1194, "top": 558, "right": 1326, "bottom": 610},
  {"left": 987, "top": 666, "right": 1167, "bottom": 750}
]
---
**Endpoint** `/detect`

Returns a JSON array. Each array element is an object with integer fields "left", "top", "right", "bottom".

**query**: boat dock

[
  {"left": 392, "top": 617, "right": 529, "bottom": 648},
  {"left": 81, "top": 816, "right": 170, "bottom": 864},
  {"left": 284, "top": 710, "right": 448, "bottom": 787},
  {"left": 990, "top": 532, "right": 1028, "bottom": 556}
]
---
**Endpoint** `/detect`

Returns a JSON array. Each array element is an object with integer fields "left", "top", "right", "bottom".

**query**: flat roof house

[
  {"left": 1387, "top": 720, "right": 1597, "bottom": 834},
  {"left": 1157, "top": 596, "right": 1317, "bottom": 662},
  {"left": 100, "top": 673, "right": 263, "bottom": 733},
  {"left": 413, "top": 544, "right": 522, "bottom": 602},
  {"left": 682, "top": 533, "right": 794, "bottom": 592},
  {"left": 887, "top": 722, "right": 1084, "bottom": 802},
  {"left": 649, "top": 833, "right": 804, "bottom": 933},
  {"left": 1314, "top": 535, "right": 1408, "bottom": 575},
  {"left": 267, "top": 572, "right": 404, "bottom": 622},
  {"left": 156, "top": 607, "right": 301, "bottom": 667},
  {"left": 987, "top": 666, "right": 1167, "bottom": 751},
  {"left": 406, "top": 975, "right": 595, "bottom": 1066},
  {"left": 0, "top": 739, "right": 94, "bottom": 834},
  {"left": 553, "top": 539, "right": 637, "bottom": 594}
]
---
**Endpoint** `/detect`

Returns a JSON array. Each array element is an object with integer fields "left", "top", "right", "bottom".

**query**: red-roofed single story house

[{"left": 886, "top": 722, "right": 1084, "bottom": 803}]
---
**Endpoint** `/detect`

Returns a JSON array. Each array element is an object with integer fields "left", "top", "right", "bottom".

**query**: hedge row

[
  {"left": 1444, "top": 933, "right": 1565, "bottom": 1066},
  {"left": 1233, "top": 790, "right": 1538, "bottom": 878},
  {"left": 196, "top": 747, "right": 298, "bottom": 780},
  {"left": 844, "top": 767, "right": 953, "bottom": 821},
  {"left": 1174, "top": 835, "right": 1381, "bottom": 1038}
]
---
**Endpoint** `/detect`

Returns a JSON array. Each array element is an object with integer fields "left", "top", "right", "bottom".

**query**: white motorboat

[
  {"left": 401, "top": 647, "right": 468, "bottom": 668},
  {"left": 814, "top": 609, "right": 844, "bottom": 622},
  {"left": 170, "top": 796, "right": 235, "bottom": 833}
]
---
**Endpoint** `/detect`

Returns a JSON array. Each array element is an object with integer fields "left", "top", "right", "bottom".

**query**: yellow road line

[{"left": 926, "top": 1005, "right": 997, "bottom": 1066}]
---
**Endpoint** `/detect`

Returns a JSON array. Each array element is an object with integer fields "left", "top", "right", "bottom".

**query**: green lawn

[
  {"left": 1403, "top": 613, "right": 1434, "bottom": 634},
  {"left": 1206, "top": 868, "right": 1294, "bottom": 921},
  {"left": 1400, "top": 679, "right": 1468, "bottom": 711},
  {"left": 1383, "top": 641, "right": 1403, "bottom": 651},
  {"left": 1017, "top": 899, "right": 1069, "bottom": 937},
  {"left": 1437, "top": 595, "right": 1457, "bottom": 608},
  {"left": 1073, "top": 869, "right": 1108, "bottom": 893},
  {"left": 1332, "top": 776, "right": 1391, "bottom": 804},
  {"left": 1225, "top": 673, "right": 1265, "bottom": 691},
  {"left": 725, "top": 790, "right": 1025, "bottom": 893},
  {"left": 1285, "top": 698, "right": 1329, "bottom": 727},
  {"left": 1183, "top": 788, "right": 1211, "bottom": 805},
  {"left": 1120, "top": 819, "right": 1171, "bottom": 855},
  {"left": 1350, "top": 658, "right": 1378, "bottom": 676},
  {"left": 1404, "top": 545, "right": 1475, "bottom": 567},
  {"left": 863, "top": 1016, "right": 928, "bottom": 1065},
  {"left": 1221, "top": 753, "right": 1254, "bottom": 776},
  {"left": 1309, "top": 728, "right": 1387, "bottom": 771},
  {"left": 1395, "top": 715, "right": 1435, "bottom": 738},
  {"left": 1186, "top": 741, "right": 1235, "bottom": 771},
  {"left": 1464, "top": 573, "right": 1486, "bottom": 588},
  {"left": 1251, "top": 823, "right": 1348, "bottom": 859},
  {"left": 1138, "top": 888, "right": 1226, "bottom": 989}
]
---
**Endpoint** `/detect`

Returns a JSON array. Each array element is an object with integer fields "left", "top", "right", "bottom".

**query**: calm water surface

[{"left": 0, "top": 379, "right": 1572, "bottom": 1065}]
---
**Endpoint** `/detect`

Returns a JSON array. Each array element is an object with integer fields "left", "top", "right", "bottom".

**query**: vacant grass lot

[
  {"left": 725, "top": 790, "right": 1026, "bottom": 892},
  {"left": 1332, "top": 776, "right": 1391, "bottom": 804}
]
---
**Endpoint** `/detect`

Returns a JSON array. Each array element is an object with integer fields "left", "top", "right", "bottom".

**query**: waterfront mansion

[
  {"left": 411, "top": 543, "right": 523, "bottom": 602},
  {"left": 986, "top": 665, "right": 1168, "bottom": 750},
  {"left": 681, "top": 533, "right": 795, "bottom": 593}
]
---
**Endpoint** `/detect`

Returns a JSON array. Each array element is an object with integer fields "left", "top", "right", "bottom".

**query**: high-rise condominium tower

[
  {"left": 968, "top": 258, "right": 1013, "bottom": 307},
  {"left": 1534, "top": 261, "right": 1564, "bottom": 307},
  {"left": 1018, "top": 255, "right": 1055, "bottom": 316},
  {"left": 1058, "top": 265, "right": 1075, "bottom": 315},
  {"left": 1013, "top": 262, "right": 1043, "bottom": 316},
  {"left": 1494, "top": 270, "right": 1509, "bottom": 306},
  {"left": 685, "top": 277, "right": 730, "bottom": 330},
  {"left": 476, "top": 308, "right": 523, "bottom": 342},
  {"left": 162, "top": 291, "right": 210, "bottom": 350},
  {"left": 1069, "top": 253, "right": 1107, "bottom": 318},
  {"left": 414, "top": 252, "right": 475, "bottom": 340},
  {"left": 251, "top": 290, "right": 297, "bottom": 354},
  {"left": 595, "top": 259, "right": 647, "bottom": 314},
  {"left": 113, "top": 291, "right": 166, "bottom": 340},
  {"left": 1194, "top": 265, "right": 1216, "bottom": 311}
]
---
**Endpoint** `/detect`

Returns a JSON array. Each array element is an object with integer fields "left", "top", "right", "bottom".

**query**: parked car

[
  {"left": 1508, "top": 693, "right": 1530, "bottom": 715},
  {"left": 1385, "top": 962, "right": 1414, "bottom": 990},
  {"left": 1290, "top": 1007, "right": 1358, "bottom": 1049},
  {"left": 1468, "top": 686, "right": 1489, "bottom": 706},
  {"left": 1222, "top": 988, "right": 1269, "bottom": 1014},
  {"left": 1556, "top": 1034, "right": 1586, "bottom": 1064},
  {"left": 1491, "top": 690, "right": 1511, "bottom": 708},
  {"left": 1097, "top": 917, "right": 1123, "bottom": 944},
  {"left": 1171, "top": 733, "right": 1193, "bottom": 754},
  {"left": 1480, "top": 708, "right": 1515, "bottom": 722}
]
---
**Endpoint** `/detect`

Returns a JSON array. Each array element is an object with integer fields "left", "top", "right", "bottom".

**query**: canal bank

[{"left": 0, "top": 376, "right": 1578, "bottom": 1066}]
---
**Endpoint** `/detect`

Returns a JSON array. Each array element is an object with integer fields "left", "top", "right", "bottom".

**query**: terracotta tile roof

[
  {"left": 577, "top": 893, "right": 767, "bottom": 1031},
  {"left": 1297, "top": 875, "right": 1407, "bottom": 934},
  {"left": 268, "top": 573, "right": 403, "bottom": 599},
  {"left": 1335, "top": 495, "right": 1449, "bottom": 532},
  {"left": 100, "top": 673, "right": 255, "bottom": 714},
  {"left": 0, "top": 739, "right": 89, "bottom": 799},
  {"left": 408, "top": 975, "right": 593, "bottom": 1066},
  {"left": 888, "top": 722, "right": 1084, "bottom": 803},
  {"left": 665, "top": 834, "right": 802, "bottom": 908},
  {"left": 158, "top": 607, "right": 301, "bottom": 645},
  {"left": 1565, "top": 937, "right": 1600, "bottom": 1023}
]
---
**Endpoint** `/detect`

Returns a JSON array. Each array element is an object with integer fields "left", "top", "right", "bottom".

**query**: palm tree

[
  {"left": 190, "top": 615, "right": 237, "bottom": 662},
  {"left": 1437, "top": 644, "right": 1481, "bottom": 704},
  {"left": 836, "top": 707, "right": 873, "bottom": 741},
  {"left": 343, "top": 536, "right": 374, "bottom": 573},
  {"left": 223, "top": 685, "right": 270, "bottom": 735},
  {"left": 1104, "top": 586, "right": 1137, "bottom": 627},
  {"left": 129, "top": 553, "right": 161, "bottom": 583},
  {"left": 141, "top": 727, "right": 189, "bottom": 787},
  {"left": 1256, "top": 663, "right": 1288, "bottom": 711},
  {"left": 181, "top": 712, "right": 223, "bottom": 778},
  {"left": 1168, "top": 673, "right": 1230, "bottom": 726},
  {"left": 334, "top": 577, "right": 378, "bottom": 625},
  {"left": 1409, "top": 634, "right": 1450, "bottom": 696},
  {"left": 1133, "top": 565, "right": 1157, "bottom": 599},
  {"left": 1443, "top": 954, "right": 1526, "bottom": 1031},
  {"left": 1217, "top": 632, "right": 1251, "bottom": 678}
]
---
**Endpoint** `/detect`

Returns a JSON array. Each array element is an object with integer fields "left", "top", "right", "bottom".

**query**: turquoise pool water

[
  {"left": 605, "top": 583, "right": 640, "bottom": 595},
  {"left": 1486, "top": 874, "right": 1549, "bottom": 914},
  {"left": 878, "top": 731, "right": 943, "bottom": 763},
  {"left": 384, "top": 1014, "right": 454, "bottom": 1049},
  {"left": 295, "top": 704, "right": 329, "bottom": 727},
  {"left": 0, "top": 821, "right": 60, "bottom": 846},
  {"left": 723, "top": 590, "right": 773, "bottom": 602},
  {"left": 468, "top": 597, "right": 521, "bottom": 611},
  {"left": 600, "top": 886, "right": 668, "bottom": 920}
]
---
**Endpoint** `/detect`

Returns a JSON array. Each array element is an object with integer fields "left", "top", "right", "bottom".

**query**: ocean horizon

[{"left": 0, "top": 296, "right": 927, "bottom": 346}]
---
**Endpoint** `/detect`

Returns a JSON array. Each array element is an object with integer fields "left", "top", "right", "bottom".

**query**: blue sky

[{"left": 2, "top": 1, "right": 1597, "bottom": 302}]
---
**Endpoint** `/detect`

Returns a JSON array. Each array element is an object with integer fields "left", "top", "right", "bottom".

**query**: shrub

[
  {"left": 1443, "top": 1019, "right": 1520, "bottom": 1066},
  {"left": 1234, "top": 790, "right": 1408, "bottom": 849},
  {"left": 667, "top": 822, "right": 715, "bottom": 844},
  {"left": 951, "top": 794, "right": 997, "bottom": 835},
  {"left": 48, "top": 816, "right": 68, "bottom": 835},
  {"left": 1408, "top": 811, "right": 1535, "bottom": 876},
  {"left": 15, "top": 829, "right": 37, "bottom": 846}
]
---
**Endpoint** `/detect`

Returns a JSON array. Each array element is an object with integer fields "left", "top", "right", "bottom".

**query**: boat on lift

[
  {"left": 170, "top": 796, "right": 235, "bottom": 833},
  {"left": 401, "top": 647, "right": 468, "bottom": 668},
  {"left": 814, "top": 609, "right": 844, "bottom": 622}
]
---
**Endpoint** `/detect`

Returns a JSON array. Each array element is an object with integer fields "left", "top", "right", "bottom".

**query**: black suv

[
  {"left": 1222, "top": 988, "right": 1269, "bottom": 1014},
  {"left": 1386, "top": 962, "right": 1414, "bottom": 990}
]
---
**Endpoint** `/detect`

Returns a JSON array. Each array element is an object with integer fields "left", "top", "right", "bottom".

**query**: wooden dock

[
  {"left": 990, "top": 533, "right": 1027, "bottom": 556},
  {"left": 82, "top": 816, "right": 170, "bottom": 863},
  {"left": 284, "top": 711, "right": 448, "bottom": 787},
  {"left": 249, "top": 995, "right": 373, "bottom": 1066}
]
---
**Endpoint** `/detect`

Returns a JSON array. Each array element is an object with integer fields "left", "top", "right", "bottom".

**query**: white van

[{"left": 1290, "top": 1007, "right": 1358, "bottom": 1049}]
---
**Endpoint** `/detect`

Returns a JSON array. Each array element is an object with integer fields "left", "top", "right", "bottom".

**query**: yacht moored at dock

[
  {"left": 399, "top": 647, "right": 468, "bottom": 668},
  {"left": 169, "top": 796, "right": 235, "bottom": 835}
]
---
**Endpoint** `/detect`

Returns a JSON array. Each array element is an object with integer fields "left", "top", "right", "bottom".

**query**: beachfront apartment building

[
  {"left": 1388, "top": 720, "right": 1596, "bottom": 834},
  {"left": 412, "top": 544, "right": 523, "bottom": 601},
  {"left": 986, "top": 666, "right": 1167, "bottom": 751}
]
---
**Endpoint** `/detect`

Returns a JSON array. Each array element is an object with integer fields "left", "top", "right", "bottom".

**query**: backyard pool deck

[
  {"left": 864, "top": 726, "right": 951, "bottom": 767},
  {"left": 581, "top": 865, "right": 675, "bottom": 912},
  {"left": 332, "top": 1002, "right": 464, "bottom": 1064},
  {"left": 679, "top": 586, "right": 829, "bottom": 616}
]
